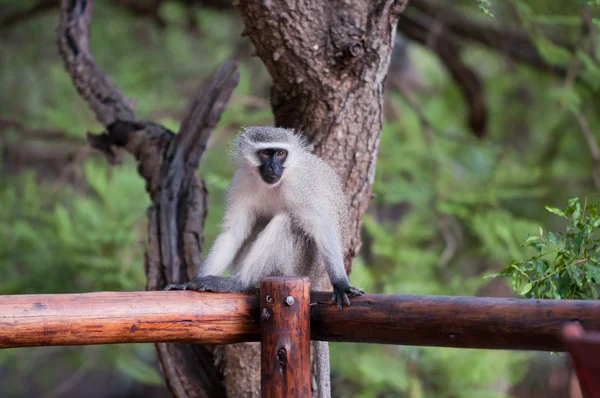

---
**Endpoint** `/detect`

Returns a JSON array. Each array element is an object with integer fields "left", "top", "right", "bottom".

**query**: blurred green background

[{"left": 1, "top": 0, "right": 599, "bottom": 397}]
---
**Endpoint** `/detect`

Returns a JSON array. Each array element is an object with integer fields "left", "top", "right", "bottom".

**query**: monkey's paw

[
  {"left": 164, "top": 276, "right": 217, "bottom": 292},
  {"left": 164, "top": 276, "right": 247, "bottom": 293},
  {"left": 331, "top": 283, "right": 365, "bottom": 310}
]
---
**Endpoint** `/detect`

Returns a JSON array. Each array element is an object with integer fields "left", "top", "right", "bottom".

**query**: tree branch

[
  {"left": 57, "top": 0, "right": 135, "bottom": 125},
  {"left": 398, "top": 14, "right": 488, "bottom": 137},
  {"left": 0, "top": 0, "right": 58, "bottom": 29},
  {"left": 407, "top": 0, "right": 568, "bottom": 76},
  {"left": 57, "top": 1, "right": 239, "bottom": 396},
  {"left": 158, "top": 62, "right": 240, "bottom": 284}
]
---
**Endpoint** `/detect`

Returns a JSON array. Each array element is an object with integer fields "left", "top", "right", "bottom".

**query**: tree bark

[
  {"left": 237, "top": 0, "right": 407, "bottom": 271},
  {"left": 221, "top": 1, "right": 408, "bottom": 396}
]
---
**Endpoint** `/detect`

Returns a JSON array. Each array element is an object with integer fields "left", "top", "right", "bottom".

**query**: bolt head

[{"left": 285, "top": 296, "right": 295, "bottom": 306}]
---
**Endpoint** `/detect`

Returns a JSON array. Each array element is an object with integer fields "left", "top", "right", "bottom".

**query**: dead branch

[
  {"left": 57, "top": 0, "right": 240, "bottom": 396},
  {"left": 0, "top": 118, "right": 81, "bottom": 143},
  {"left": 57, "top": 0, "right": 135, "bottom": 125},
  {"left": 158, "top": 63, "right": 240, "bottom": 285}
]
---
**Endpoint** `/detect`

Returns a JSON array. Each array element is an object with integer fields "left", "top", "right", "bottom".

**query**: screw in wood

[
  {"left": 285, "top": 296, "right": 295, "bottom": 306},
  {"left": 261, "top": 308, "right": 271, "bottom": 321}
]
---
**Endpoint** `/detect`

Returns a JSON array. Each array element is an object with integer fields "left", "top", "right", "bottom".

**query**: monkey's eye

[
  {"left": 259, "top": 149, "right": 273, "bottom": 157},
  {"left": 276, "top": 150, "right": 287, "bottom": 157}
]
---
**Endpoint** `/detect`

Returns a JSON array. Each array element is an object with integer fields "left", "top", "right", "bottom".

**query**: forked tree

[{"left": 57, "top": 0, "right": 408, "bottom": 396}]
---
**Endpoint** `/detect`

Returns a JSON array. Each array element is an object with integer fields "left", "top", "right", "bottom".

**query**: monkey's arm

[
  {"left": 199, "top": 204, "right": 256, "bottom": 277},
  {"left": 300, "top": 211, "right": 364, "bottom": 310},
  {"left": 165, "top": 199, "right": 256, "bottom": 292}
]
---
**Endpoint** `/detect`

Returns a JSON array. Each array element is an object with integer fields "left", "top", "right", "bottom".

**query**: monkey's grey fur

[{"left": 167, "top": 126, "right": 364, "bottom": 398}]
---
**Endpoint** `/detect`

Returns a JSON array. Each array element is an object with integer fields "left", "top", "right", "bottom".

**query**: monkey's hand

[
  {"left": 164, "top": 275, "right": 251, "bottom": 293},
  {"left": 331, "top": 282, "right": 365, "bottom": 310}
]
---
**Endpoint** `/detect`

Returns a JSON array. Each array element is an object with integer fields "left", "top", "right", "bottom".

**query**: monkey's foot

[
  {"left": 164, "top": 275, "right": 249, "bottom": 293},
  {"left": 331, "top": 283, "right": 365, "bottom": 310}
]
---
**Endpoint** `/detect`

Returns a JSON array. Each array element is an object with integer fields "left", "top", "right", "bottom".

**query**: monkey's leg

[{"left": 234, "top": 212, "right": 293, "bottom": 283}]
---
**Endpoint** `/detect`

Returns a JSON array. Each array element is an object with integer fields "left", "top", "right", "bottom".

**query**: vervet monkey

[{"left": 166, "top": 126, "right": 364, "bottom": 398}]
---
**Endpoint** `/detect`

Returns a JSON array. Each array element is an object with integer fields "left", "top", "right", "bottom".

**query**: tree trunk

[
  {"left": 237, "top": 0, "right": 407, "bottom": 270},
  {"left": 219, "top": 1, "right": 407, "bottom": 396}
]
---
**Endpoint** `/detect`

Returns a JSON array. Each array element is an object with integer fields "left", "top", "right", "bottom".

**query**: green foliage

[
  {"left": 491, "top": 198, "right": 600, "bottom": 299},
  {"left": 589, "top": 1, "right": 600, "bottom": 26},
  {"left": 0, "top": 159, "right": 157, "bottom": 388},
  {"left": 477, "top": 0, "right": 495, "bottom": 17},
  {"left": 331, "top": 3, "right": 600, "bottom": 391},
  {"left": 0, "top": 161, "right": 150, "bottom": 294}
]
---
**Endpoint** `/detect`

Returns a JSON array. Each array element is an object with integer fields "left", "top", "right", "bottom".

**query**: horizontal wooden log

[
  {"left": 2, "top": 291, "right": 600, "bottom": 351},
  {"left": 309, "top": 292, "right": 600, "bottom": 351},
  {"left": 0, "top": 291, "right": 260, "bottom": 348}
]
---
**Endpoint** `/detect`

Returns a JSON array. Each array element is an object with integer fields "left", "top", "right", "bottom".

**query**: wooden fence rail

[{"left": 2, "top": 284, "right": 600, "bottom": 351}]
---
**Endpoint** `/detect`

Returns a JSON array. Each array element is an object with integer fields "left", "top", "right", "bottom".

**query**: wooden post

[
  {"left": 561, "top": 324, "right": 600, "bottom": 398},
  {"left": 260, "top": 277, "right": 311, "bottom": 398}
]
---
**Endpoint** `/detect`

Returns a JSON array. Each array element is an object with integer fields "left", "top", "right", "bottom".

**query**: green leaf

[
  {"left": 520, "top": 282, "right": 533, "bottom": 295},
  {"left": 545, "top": 206, "right": 567, "bottom": 218},
  {"left": 548, "top": 232, "right": 559, "bottom": 246},
  {"left": 534, "top": 36, "right": 571, "bottom": 65}
]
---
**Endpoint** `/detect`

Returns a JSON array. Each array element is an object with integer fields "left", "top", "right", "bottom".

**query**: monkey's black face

[{"left": 257, "top": 148, "right": 288, "bottom": 184}]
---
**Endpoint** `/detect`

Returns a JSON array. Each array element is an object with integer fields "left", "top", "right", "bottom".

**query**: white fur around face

[{"left": 251, "top": 142, "right": 292, "bottom": 150}]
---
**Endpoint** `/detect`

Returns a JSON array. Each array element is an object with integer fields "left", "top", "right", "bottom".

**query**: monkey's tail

[{"left": 314, "top": 341, "right": 331, "bottom": 398}]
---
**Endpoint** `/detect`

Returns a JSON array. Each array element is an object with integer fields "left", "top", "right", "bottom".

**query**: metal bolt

[
  {"left": 265, "top": 295, "right": 273, "bottom": 303},
  {"left": 261, "top": 308, "right": 271, "bottom": 321},
  {"left": 285, "top": 296, "right": 295, "bottom": 306}
]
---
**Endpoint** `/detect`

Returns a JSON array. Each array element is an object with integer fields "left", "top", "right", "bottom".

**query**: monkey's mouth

[{"left": 261, "top": 174, "right": 281, "bottom": 184}]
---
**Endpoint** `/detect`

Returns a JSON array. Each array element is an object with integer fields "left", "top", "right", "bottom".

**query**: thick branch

[
  {"left": 158, "top": 62, "right": 240, "bottom": 284},
  {"left": 57, "top": 0, "right": 135, "bottom": 125}
]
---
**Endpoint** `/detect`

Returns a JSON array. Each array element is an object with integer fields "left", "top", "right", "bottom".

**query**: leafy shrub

[{"left": 491, "top": 198, "right": 600, "bottom": 299}]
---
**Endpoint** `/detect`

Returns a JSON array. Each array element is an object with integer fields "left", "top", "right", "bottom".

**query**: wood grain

[
  {"left": 310, "top": 292, "right": 600, "bottom": 351},
  {"left": 260, "top": 277, "right": 311, "bottom": 398},
  {"left": 0, "top": 291, "right": 259, "bottom": 348},
  {"left": 3, "top": 290, "right": 600, "bottom": 352}
]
